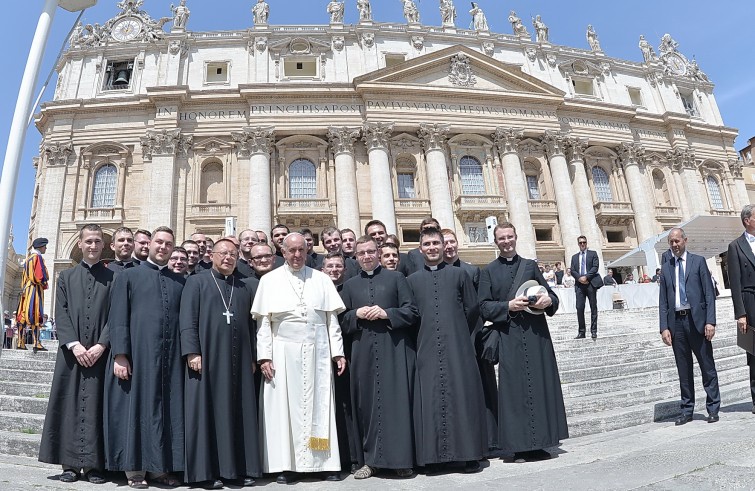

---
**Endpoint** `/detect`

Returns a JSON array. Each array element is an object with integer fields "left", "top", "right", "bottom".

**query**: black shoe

[
  {"left": 574, "top": 334, "right": 586, "bottom": 339},
  {"left": 59, "top": 470, "right": 79, "bottom": 483},
  {"left": 350, "top": 463, "right": 359, "bottom": 474},
  {"left": 324, "top": 472, "right": 340, "bottom": 481},
  {"left": 425, "top": 463, "right": 444, "bottom": 475},
  {"left": 675, "top": 415, "right": 693, "bottom": 426},
  {"left": 751, "top": 404, "right": 755, "bottom": 415},
  {"left": 84, "top": 470, "right": 106, "bottom": 485},
  {"left": 204, "top": 480, "right": 223, "bottom": 490},
  {"left": 527, "top": 449, "right": 552, "bottom": 461},
  {"left": 276, "top": 472, "right": 299, "bottom": 484},
  {"left": 591, "top": 333, "right": 597, "bottom": 339},
  {"left": 706, "top": 414, "right": 719, "bottom": 423},
  {"left": 512, "top": 452, "right": 527, "bottom": 463},
  {"left": 464, "top": 460, "right": 481, "bottom": 473},
  {"left": 238, "top": 477, "right": 256, "bottom": 487}
]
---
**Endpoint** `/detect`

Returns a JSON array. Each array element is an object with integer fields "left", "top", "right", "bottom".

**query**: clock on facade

[
  {"left": 112, "top": 17, "right": 142, "bottom": 42},
  {"left": 665, "top": 53, "right": 687, "bottom": 76}
]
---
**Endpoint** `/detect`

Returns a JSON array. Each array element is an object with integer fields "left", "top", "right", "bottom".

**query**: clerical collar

[
  {"left": 81, "top": 259, "right": 98, "bottom": 269},
  {"left": 211, "top": 268, "right": 233, "bottom": 280},
  {"left": 147, "top": 258, "right": 168, "bottom": 271},
  {"left": 426, "top": 262, "right": 444, "bottom": 271},
  {"left": 363, "top": 265, "right": 381, "bottom": 276},
  {"left": 500, "top": 254, "right": 518, "bottom": 263}
]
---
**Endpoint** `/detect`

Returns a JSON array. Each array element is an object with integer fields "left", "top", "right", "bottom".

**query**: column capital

[
  {"left": 362, "top": 121, "right": 394, "bottom": 150},
  {"left": 617, "top": 142, "right": 646, "bottom": 166},
  {"left": 666, "top": 146, "right": 696, "bottom": 171},
  {"left": 327, "top": 126, "right": 361, "bottom": 155},
  {"left": 42, "top": 140, "right": 74, "bottom": 167},
  {"left": 728, "top": 158, "right": 744, "bottom": 179},
  {"left": 566, "top": 137, "right": 588, "bottom": 162},
  {"left": 140, "top": 129, "right": 190, "bottom": 160},
  {"left": 492, "top": 127, "right": 524, "bottom": 155},
  {"left": 418, "top": 123, "right": 450, "bottom": 152},
  {"left": 231, "top": 126, "right": 275, "bottom": 159},
  {"left": 542, "top": 130, "right": 569, "bottom": 158}
]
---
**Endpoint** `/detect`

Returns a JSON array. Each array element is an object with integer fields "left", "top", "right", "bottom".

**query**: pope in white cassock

[{"left": 252, "top": 233, "right": 346, "bottom": 484}]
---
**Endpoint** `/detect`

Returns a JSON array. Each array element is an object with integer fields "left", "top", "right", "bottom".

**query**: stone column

[
  {"left": 729, "top": 160, "right": 749, "bottom": 211},
  {"left": 492, "top": 127, "right": 536, "bottom": 259},
  {"left": 141, "top": 129, "right": 190, "bottom": 231},
  {"left": 567, "top": 138, "right": 604, "bottom": 269},
  {"left": 327, "top": 126, "right": 362, "bottom": 233},
  {"left": 669, "top": 147, "right": 705, "bottom": 217},
  {"left": 543, "top": 130, "right": 583, "bottom": 262},
  {"left": 618, "top": 143, "right": 656, "bottom": 243},
  {"left": 418, "top": 123, "right": 456, "bottom": 232},
  {"left": 363, "top": 122, "right": 397, "bottom": 234},
  {"left": 669, "top": 158, "right": 691, "bottom": 220},
  {"left": 232, "top": 126, "right": 275, "bottom": 233}
]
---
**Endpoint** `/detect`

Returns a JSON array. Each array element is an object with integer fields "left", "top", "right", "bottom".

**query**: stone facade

[{"left": 31, "top": 3, "right": 744, "bottom": 313}]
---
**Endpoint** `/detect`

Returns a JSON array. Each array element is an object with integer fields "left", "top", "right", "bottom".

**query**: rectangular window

[
  {"left": 627, "top": 87, "right": 643, "bottom": 106},
  {"left": 606, "top": 231, "right": 625, "bottom": 243},
  {"left": 284, "top": 58, "right": 318, "bottom": 78},
  {"left": 535, "top": 228, "right": 553, "bottom": 242},
  {"left": 385, "top": 54, "right": 406, "bottom": 68},
  {"left": 572, "top": 78, "right": 594, "bottom": 96},
  {"left": 402, "top": 229, "right": 420, "bottom": 243},
  {"left": 205, "top": 62, "right": 229, "bottom": 84},
  {"left": 397, "top": 173, "right": 416, "bottom": 199},
  {"left": 526, "top": 175, "right": 541, "bottom": 200},
  {"left": 680, "top": 92, "right": 699, "bottom": 117},
  {"left": 102, "top": 60, "right": 133, "bottom": 91}
]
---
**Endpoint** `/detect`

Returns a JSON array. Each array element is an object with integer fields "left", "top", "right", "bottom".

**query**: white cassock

[{"left": 252, "top": 264, "right": 345, "bottom": 473}]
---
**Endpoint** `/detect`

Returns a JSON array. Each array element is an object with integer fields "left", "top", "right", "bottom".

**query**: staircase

[{"left": 0, "top": 298, "right": 749, "bottom": 459}]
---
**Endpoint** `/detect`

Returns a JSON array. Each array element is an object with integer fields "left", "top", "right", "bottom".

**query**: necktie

[
  {"left": 581, "top": 252, "right": 586, "bottom": 276},
  {"left": 678, "top": 257, "right": 687, "bottom": 306}
]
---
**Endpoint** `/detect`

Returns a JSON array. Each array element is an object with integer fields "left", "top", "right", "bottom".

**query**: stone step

[
  {"left": 0, "top": 429, "right": 41, "bottom": 459},
  {"left": 561, "top": 353, "right": 747, "bottom": 398},
  {"left": 0, "top": 395, "right": 49, "bottom": 416},
  {"left": 567, "top": 381, "right": 752, "bottom": 438},
  {"left": 0, "top": 369, "right": 52, "bottom": 386},
  {"left": 0, "top": 411, "right": 45, "bottom": 434},
  {"left": 559, "top": 343, "right": 743, "bottom": 384},
  {"left": 0, "top": 382, "right": 50, "bottom": 398},
  {"left": 0, "top": 358, "right": 56, "bottom": 372},
  {"left": 0, "top": 349, "right": 58, "bottom": 362},
  {"left": 552, "top": 323, "right": 738, "bottom": 350}
]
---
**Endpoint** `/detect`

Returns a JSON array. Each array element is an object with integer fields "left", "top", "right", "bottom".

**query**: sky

[{"left": 1, "top": 0, "right": 753, "bottom": 252}]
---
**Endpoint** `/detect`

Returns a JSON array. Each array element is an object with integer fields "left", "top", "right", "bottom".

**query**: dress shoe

[
  {"left": 706, "top": 414, "right": 719, "bottom": 423},
  {"left": 512, "top": 452, "right": 527, "bottom": 463},
  {"left": 675, "top": 415, "right": 693, "bottom": 426},
  {"left": 527, "top": 449, "right": 552, "bottom": 461},
  {"left": 84, "top": 470, "right": 106, "bottom": 485},
  {"left": 591, "top": 333, "right": 597, "bottom": 339},
  {"left": 350, "top": 463, "right": 359, "bottom": 474},
  {"left": 58, "top": 470, "right": 79, "bottom": 483},
  {"left": 204, "top": 479, "right": 223, "bottom": 490},
  {"left": 238, "top": 477, "right": 256, "bottom": 487},
  {"left": 751, "top": 404, "right": 755, "bottom": 415},
  {"left": 276, "top": 472, "right": 299, "bottom": 484},
  {"left": 323, "top": 472, "right": 340, "bottom": 481},
  {"left": 574, "top": 334, "right": 586, "bottom": 339},
  {"left": 464, "top": 460, "right": 481, "bottom": 473}
]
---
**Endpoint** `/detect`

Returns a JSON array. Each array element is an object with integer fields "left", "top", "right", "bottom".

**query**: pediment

[
  {"left": 354, "top": 45, "right": 564, "bottom": 98},
  {"left": 193, "top": 137, "right": 233, "bottom": 154}
]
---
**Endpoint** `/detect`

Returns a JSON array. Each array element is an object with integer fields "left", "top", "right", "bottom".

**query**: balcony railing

[
  {"left": 528, "top": 199, "right": 557, "bottom": 213},
  {"left": 80, "top": 207, "right": 122, "bottom": 221},
  {"left": 655, "top": 205, "right": 680, "bottom": 216},
  {"left": 710, "top": 209, "right": 737, "bottom": 217},
  {"left": 277, "top": 198, "right": 331, "bottom": 214},
  {"left": 594, "top": 201, "right": 633, "bottom": 215},
  {"left": 455, "top": 195, "right": 506, "bottom": 208},
  {"left": 192, "top": 203, "right": 232, "bottom": 216},
  {"left": 396, "top": 199, "right": 431, "bottom": 209}
]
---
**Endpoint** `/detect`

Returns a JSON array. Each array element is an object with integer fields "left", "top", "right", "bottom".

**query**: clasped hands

[
  {"left": 356, "top": 305, "right": 388, "bottom": 321},
  {"left": 508, "top": 293, "right": 551, "bottom": 312},
  {"left": 71, "top": 343, "right": 105, "bottom": 368}
]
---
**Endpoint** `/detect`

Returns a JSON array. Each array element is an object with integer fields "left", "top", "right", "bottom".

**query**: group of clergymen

[{"left": 37, "top": 216, "right": 568, "bottom": 489}]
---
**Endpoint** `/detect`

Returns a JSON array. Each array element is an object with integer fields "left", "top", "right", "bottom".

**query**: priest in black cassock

[
  {"left": 107, "top": 227, "right": 139, "bottom": 273},
  {"left": 39, "top": 224, "right": 114, "bottom": 484},
  {"left": 339, "top": 236, "right": 419, "bottom": 479},
  {"left": 442, "top": 228, "right": 498, "bottom": 452},
  {"left": 180, "top": 239, "right": 261, "bottom": 489},
  {"left": 407, "top": 228, "right": 487, "bottom": 473},
  {"left": 104, "top": 227, "right": 186, "bottom": 489},
  {"left": 478, "top": 222, "right": 568, "bottom": 463}
]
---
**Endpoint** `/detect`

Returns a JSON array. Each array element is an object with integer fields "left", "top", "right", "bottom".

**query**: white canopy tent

[{"left": 607, "top": 215, "right": 743, "bottom": 273}]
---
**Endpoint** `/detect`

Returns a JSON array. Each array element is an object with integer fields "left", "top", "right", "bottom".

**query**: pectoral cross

[{"left": 223, "top": 310, "right": 234, "bottom": 325}]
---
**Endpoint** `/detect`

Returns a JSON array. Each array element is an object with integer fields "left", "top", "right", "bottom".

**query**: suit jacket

[
  {"left": 658, "top": 252, "right": 715, "bottom": 334},
  {"left": 727, "top": 234, "right": 755, "bottom": 322},
  {"left": 570, "top": 249, "right": 603, "bottom": 289}
]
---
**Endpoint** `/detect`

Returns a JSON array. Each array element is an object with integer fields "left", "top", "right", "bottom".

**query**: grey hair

[
  {"left": 281, "top": 232, "right": 305, "bottom": 250},
  {"left": 741, "top": 204, "right": 755, "bottom": 226},
  {"left": 668, "top": 227, "right": 687, "bottom": 239}
]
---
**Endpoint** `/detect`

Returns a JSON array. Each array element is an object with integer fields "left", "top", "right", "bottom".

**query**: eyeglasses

[
  {"left": 251, "top": 254, "right": 274, "bottom": 261},
  {"left": 355, "top": 249, "right": 378, "bottom": 257},
  {"left": 578, "top": 241, "right": 587, "bottom": 245},
  {"left": 212, "top": 251, "right": 238, "bottom": 258}
]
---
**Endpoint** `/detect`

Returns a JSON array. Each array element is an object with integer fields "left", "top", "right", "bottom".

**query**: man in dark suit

[
  {"left": 727, "top": 204, "right": 755, "bottom": 414},
  {"left": 659, "top": 227, "right": 719, "bottom": 425},
  {"left": 570, "top": 235, "right": 603, "bottom": 339}
]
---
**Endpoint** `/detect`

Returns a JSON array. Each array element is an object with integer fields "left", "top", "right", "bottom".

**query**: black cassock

[
  {"left": 340, "top": 267, "right": 419, "bottom": 469},
  {"left": 407, "top": 263, "right": 487, "bottom": 465},
  {"left": 180, "top": 270, "right": 262, "bottom": 483},
  {"left": 478, "top": 255, "right": 568, "bottom": 453},
  {"left": 332, "top": 282, "right": 358, "bottom": 470},
  {"left": 107, "top": 259, "right": 139, "bottom": 274},
  {"left": 39, "top": 262, "right": 114, "bottom": 471},
  {"left": 104, "top": 262, "right": 186, "bottom": 474},
  {"left": 452, "top": 259, "right": 499, "bottom": 450}
]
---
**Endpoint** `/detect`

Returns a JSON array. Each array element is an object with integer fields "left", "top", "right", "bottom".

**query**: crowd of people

[{"left": 37, "top": 217, "right": 569, "bottom": 489}]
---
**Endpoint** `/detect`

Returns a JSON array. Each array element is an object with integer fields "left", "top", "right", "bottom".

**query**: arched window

[
  {"left": 91, "top": 164, "right": 117, "bottom": 208},
  {"left": 459, "top": 155, "right": 485, "bottom": 195},
  {"left": 591, "top": 166, "right": 613, "bottom": 202},
  {"left": 652, "top": 169, "right": 670, "bottom": 206},
  {"left": 706, "top": 175, "right": 724, "bottom": 210},
  {"left": 200, "top": 161, "right": 224, "bottom": 203},
  {"left": 289, "top": 159, "right": 317, "bottom": 199}
]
